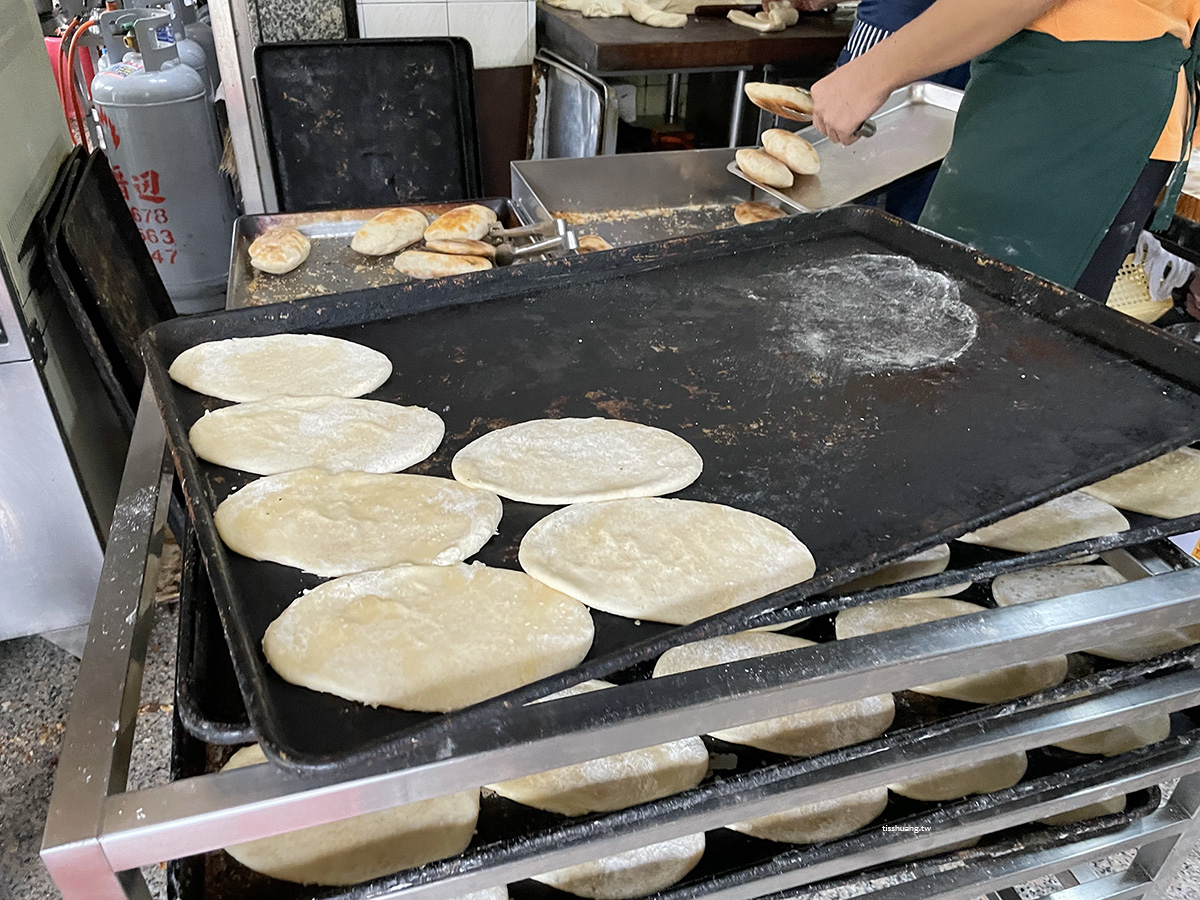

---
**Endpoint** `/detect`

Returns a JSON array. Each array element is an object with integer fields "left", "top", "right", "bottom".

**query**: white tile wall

[
  {"left": 359, "top": 2, "right": 449, "bottom": 36},
  {"left": 359, "top": 0, "right": 536, "bottom": 69}
]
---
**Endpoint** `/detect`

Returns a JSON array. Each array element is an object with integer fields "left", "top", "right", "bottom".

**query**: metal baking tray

[
  {"left": 512, "top": 149, "right": 772, "bottom": 248},
  {"left": 728, "top": 82, "right": 962, "bottom": 212},
  {"left": 143, "top": 206, "right": 1200, "bottom": 771},
  {"left": 164, "top": 677, "right": 1179, "bottom": 900},
  {"left": 226, "top": 198, "right": 534, "bottom": 310},
  {"left": 175, "top": 528, "right": 255, "bottom": 745},
  {"left": 255, "top": 38, "right": 482, "bottom": 213}
]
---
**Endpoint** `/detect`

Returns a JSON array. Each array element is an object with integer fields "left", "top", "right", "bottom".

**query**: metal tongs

[
  {"left": 744, "top": 82, "right": 877, "bottom": 139},
  {"left": 486, "top": 218, "right": 579, "bottom": 265}
]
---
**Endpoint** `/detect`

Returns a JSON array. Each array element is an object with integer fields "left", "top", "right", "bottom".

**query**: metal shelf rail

[{"left": 40, "top": 384, "right": 1200, "bottom": 900}]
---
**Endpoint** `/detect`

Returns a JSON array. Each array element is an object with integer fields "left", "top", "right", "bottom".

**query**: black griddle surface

[{"left": 144, "top": 207, "right": 1200, "bottom": 771}]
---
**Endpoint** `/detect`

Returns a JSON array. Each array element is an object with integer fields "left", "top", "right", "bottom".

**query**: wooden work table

[{"left": 536, "top": 2, "right": 855, "bottom": 75}]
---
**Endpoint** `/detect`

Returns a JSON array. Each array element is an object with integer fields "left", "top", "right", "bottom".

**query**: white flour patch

[{"left": 763, "top": 253, "right": 978, "bottom": 377}]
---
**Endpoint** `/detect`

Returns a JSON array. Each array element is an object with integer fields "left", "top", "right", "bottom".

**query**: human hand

[{"left": 810, "top": 61, "right": 891, "bottom": 145}]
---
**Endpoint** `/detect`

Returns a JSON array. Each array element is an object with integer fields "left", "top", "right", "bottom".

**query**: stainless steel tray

[
  {"left": 728, "top": 81, "right": 962, "bottom": 212},
  {"left": 225, "top": 198, "right": 533, "bottom": 310}
]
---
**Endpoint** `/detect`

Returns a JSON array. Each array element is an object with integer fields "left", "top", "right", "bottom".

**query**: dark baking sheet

[
  {"left": 176, "top": 527, "right": 255, "bottom": 745},
  {"left": 227, "top": 198, "right": 525, "bottom": 309},
  {"left": 256, "top": 39, "right": 482, "bottom": 212},
  {"left": 142, "top": 206, "right": 1200, "bottom": 771}
]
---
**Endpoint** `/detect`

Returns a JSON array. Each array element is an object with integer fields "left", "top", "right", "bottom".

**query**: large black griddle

[{"left": 142, "top": 207, "right": 1200, "bottom": 771}]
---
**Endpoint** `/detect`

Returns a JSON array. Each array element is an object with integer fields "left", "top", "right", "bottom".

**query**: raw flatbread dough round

[
  {"left": 452, "top": 417, "right": 703, "bottom": 504},
  {"left": 736, "top": 148, "right": 794, "bottom": 190},
  {"left": 992, "top": 564, "right": 1200, "bottom": 662},
  {"left": 761, "top": 128, "right": 820, "bottom": 176},
  {"left": 991, "top": 564, "right": 1128, "bottom": 608},
  {"left": 264, "top": 563, "right": 594, "bottom": 711},
  {"left": 957, "top": 492, "right": 1129, "bottom": 553},
  {"left": 189, "top": 396, "right": 444, "bottom": 475},
  {"left": 835, "top": 597, "right": 1068, "bottom": 704},
  {"left": 249, "top": 226, "right": 310, "bottom": 275},
  {"left": 519, "top": 498, "right": 816, "bottom": 625},
  {"left": 652, "top": 633, "right": 894, "bottom": 756},
  {"left": 534, "top": 834, "right": 705, "bottom": 900},
  {"left": 727, "top": 787, "right": 888, "bottom": 844},
  {"left": 1037, "top": 795, "right": 1126, "bottom": 826},
  {"left": 837, "top": 544, "right": 951, "bottom": 594},
  {"left": 1052, "top": 715, "right": 1170, "bottom": 756},
  {"left": 351, "top": 207, "right": 428, "bottom": 255},
  {"left": 215, "top": 469, "right": 502, "bottom": 576},
  {"left": 889, "top": 751, "right": 1027, "bottom": 801},
  {"left": 488, "top": 680, "right": 708, "bottom": 815},
  {"left": 169, "top": 334, "right": 392, "bottom": 403},
  {"left": 1082, "top": 447, "right": 1200, "bottom": 519},
  {"left": 734, "top": 201, "right": 787, "bottom": 225},
  {"left": 221, "top": 744, "right": 479, "bottom": 885},
  {"left": 424, "top": 204, "right": 499, "bottom": 242}
]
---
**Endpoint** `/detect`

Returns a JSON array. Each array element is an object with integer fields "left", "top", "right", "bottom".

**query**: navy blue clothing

[{"left": 834, "top": 0, "right": 969, "bottom": 221}]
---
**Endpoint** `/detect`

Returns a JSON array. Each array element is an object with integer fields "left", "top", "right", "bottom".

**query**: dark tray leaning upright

[{"left": 142, "top": 206, "right": 1200, "bottom": 772}]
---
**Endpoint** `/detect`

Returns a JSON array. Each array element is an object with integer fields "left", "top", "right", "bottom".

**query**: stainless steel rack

[{"left": 40, "top": 384, "right": 1200, "bottom": 900}]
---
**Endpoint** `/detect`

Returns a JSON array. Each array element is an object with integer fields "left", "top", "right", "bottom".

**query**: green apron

[{"left": 917, "top": 30, "right": 1191, "bottom": 289}]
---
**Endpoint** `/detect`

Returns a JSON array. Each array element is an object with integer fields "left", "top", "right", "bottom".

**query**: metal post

[
  {"left": 1130, "top": 771, "right": 1200, "bottom": 899},
  {"left": 667, "top": 73, "right": 681, "bottom": 124},
  {"left": 729, "top": 68, "right": 749, "bottom": 147},
  {"left": 41, "top": 382, "right": 173, "bottom": 900}
]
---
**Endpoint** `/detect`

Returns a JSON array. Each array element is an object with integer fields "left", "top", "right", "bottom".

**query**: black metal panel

[
  {"left": 143, "top": 207, "right": 1200, "bottom": 771},
  {"left": 255, "top": 39, "right": 483, "bottom": 211}
]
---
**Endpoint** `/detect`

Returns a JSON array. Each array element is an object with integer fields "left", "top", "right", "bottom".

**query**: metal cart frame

[{"left": 40, "top": 383, "right": 1200, "bottom": 900}]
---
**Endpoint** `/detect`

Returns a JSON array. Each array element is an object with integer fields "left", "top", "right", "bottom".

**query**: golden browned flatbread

[
  {"left": 249, "top": 226, "right": 311, "bottom": 275},
  {"left": 350, "top": 208, "right": 428, "bottom": 256},
  {"left": 423, "top": 239, "right": 496, "bottom": 258},
  {"left": 736, "top": 148, "right": 794, "bottom": 190},
  {"left": 577, "top": 235, "right": 614, "bottom": 253},
  {"left": 395, "top": 250, "right": 493, "bottom": 279},
  {"left": 744, "top": 82, "right": 814, "bottom": 123},
  {"left": 734, "top": 201, "right": 787, "bottom": 225},
  {"left": 424, "top": 204, "right": 499, "bottom": 241},
  {"left": 762, "top": 128, "right": 820, "bottom": 175}
]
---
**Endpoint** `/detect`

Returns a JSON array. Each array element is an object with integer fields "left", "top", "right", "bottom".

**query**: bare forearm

[
  {"left": 849, "top": 0, "right": 1062, "bottom": 94},
  {"left": 810, "top": 0, "right": 1062, "bottom": 144}
]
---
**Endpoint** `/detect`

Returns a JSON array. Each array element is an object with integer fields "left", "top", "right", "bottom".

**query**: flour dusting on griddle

[{"left": 765, "top": 253, "right": 977, "bottom": 377}]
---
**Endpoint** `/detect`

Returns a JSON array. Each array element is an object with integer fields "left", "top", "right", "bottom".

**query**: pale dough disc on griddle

[
  {"left": 957, "top": 491, "right": 1129, "bottom": 553},
  {"left": 837, "top": 544, "right": 951, "bottom": 593},
  {"left": 169, "top": 334, "right": 392, "bottom": 403},
  {"left": 992, "top": 564, "right": 1200, "bottom": 661},
  {"left": 488, "top": 680, "right": 708, "bottom": 815},
  {"left": 534, "top": 834, "right": 705, "bottom": 900},
  {"left": 215, "top": 469, "right": 502, "bottom": 577},
  {"left": 1082, "top": 447, "right": 1200, "bottom": 519},
  {"left": 189, "top": 396, "right": 444, "bottom": 475},
  {"left": 263, "top": 563, "right": 594, "bottom": 711},
  {"left": 889, "top": 751, "right": 1027, "bottom": 801},
  {"left": 220, "top": 745, "right": 479, "bottom": 885},
  {"left": 519, "top": 498, "right": 816, "bottom": 625},
  {"left": 727, "top": 786, "right": 888, "bottom": 844},
  {"left": 652, "top": 633, "right": 894, "bottom": 756},
  {"left": 452, "top": 417, "right": 703, "bottom": 504},
  {"left": 1052, "top": 715, "right": 1171, "bottom": 756},
  {"left": 835, "top": 597, "right": 1068, "bottom": 704},
  {"left": 1037, "top": 795, "right": 1126, "bottom": 826}
]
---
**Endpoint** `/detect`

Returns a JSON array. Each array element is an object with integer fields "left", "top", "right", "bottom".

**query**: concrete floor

[{"left": 5, "top": 538, "right": 1200, "bottom": 900}]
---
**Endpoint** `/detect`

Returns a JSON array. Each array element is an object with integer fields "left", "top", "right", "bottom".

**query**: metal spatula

[{"left": 745, "top": 82, "right": 877, "bottom": 138}]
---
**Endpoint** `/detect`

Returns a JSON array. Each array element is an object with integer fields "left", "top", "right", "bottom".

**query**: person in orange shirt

[{"left": 808, "top": 0, "right": 1200, "bottom": 300}]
